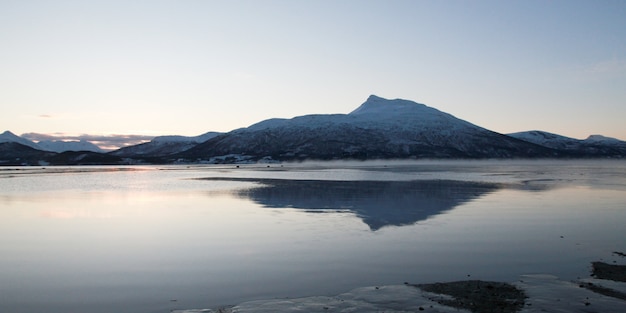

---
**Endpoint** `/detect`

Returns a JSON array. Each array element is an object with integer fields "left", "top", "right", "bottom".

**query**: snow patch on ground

[{"left": 174, "top": 274, "right": 626, "bottom": 313}]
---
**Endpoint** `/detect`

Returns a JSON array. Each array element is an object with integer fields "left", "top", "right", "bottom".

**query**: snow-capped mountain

[
  {"left": 0, "top": 131, "right": 41, "bottom": 149},
  {"left": 36, "top": 140, "right": 103, "bottom": 153},
  {"left": 151, "top": 132, "right": 220, "bottom": 143},
  {"left": 0, "top": 131, "right": 121, "bottom": 165},
  {"left": 111, "top": 131, "right": 221, "bottom": 157},
  {"left": 2, "top": 95, "right": 625, "bottom": 165},
  {"left": 507, "top": 131, "right": 582, "bottom": 150},
  {"left": 178, "top": 95, "right": 556, "bottom": 162},
  {"left": 584, "top": 134, "right": 623, "bottom": 145},
  {"left": 508, "top": 130, "right": 626, "bottom": 157},
  {"left": 1, "top": 130, "right": 105, "bottom": 153}
]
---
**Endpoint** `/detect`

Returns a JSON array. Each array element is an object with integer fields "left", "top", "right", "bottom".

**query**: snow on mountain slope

[
  {"left": 1, "top": 130, "right": 105, "bottom": 153},
  {"left": 245, "top": 95, "right": 475, "bottom": 134},
  {"left": 36, "top": 140, "right": 103, "bottom": 153},
  {"left": 509, "top": 130, "right": 626, "bottom": 156},
  {"left": 180, "top": 95, "right": 555, "bottom": 161},
  {"left": 243, "top": 95, "right": 478, "bottom": 138},
  {"left": 350, "top": 95, "right": 424, "bottom": 115},
  {"left": 350, "top": 95, "right": 445, "bottom": 119},
  {"left": 151, "top": 132, "right": 221, "bottom": 143},
  {"left": 111, "top": 131, "right": 221, "bottom": 157},
  {"left": 0, "top": 130, "right": 41, "bottom": 150},
  {"left": 507, "top": 130, "right": 583, "bottom": 150},
  {"left": 584, "top": 134, "right": 622, "bottom": 144},
  {"left": 345, "top": 95, "right": 480, "bottom": 141}
]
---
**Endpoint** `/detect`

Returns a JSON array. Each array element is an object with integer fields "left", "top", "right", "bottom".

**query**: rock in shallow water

[{"left": 174, "top": 272, "right": 626, "bottom": 313}]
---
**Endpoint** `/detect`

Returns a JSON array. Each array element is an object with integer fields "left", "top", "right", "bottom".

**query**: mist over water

[{"left": 1, "top": 160, "right": 625, "bottom": 313}]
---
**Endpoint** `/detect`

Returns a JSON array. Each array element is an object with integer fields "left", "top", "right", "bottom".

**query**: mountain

[
  {"left": 176, "top": 95, "right": 558, "bottom": 162},
  {"left": 0, "top": 142, "right": 55, "bottom": 166},
  {"left": 0, "top": 130, "right": 120, "bottom": 165},
  {"left": 0, "top": 131, "right": 41, "bottom": 150},
  {"left": 508, "top": 130, "right": 626, "bottom": 157},
  {"left": 1, "top": 130, "right": 104, "bottom": 153},
  {"left": 585, "top": 134, "right": 624, "bottom": 145},
  {"left": 110, "top": 131, "right": 221, "bottom": 158},
  {"left": 36, "top": 140, "right": 103, "bottom": 153},
  {"left": 2, "top": 95, "right": 625, "bottom": 165},
  {"left": 507, "top": 130, "right": 580, "bottom": 150},
  {"left": 45, "top": 151, "right": 123, "bottom": 165},
  {"left": 0, "top": 129, "right": 221, "bottom": 165}
]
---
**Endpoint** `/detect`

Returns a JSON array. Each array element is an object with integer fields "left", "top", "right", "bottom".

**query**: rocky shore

[{"left": 174, "top": 259, "right": 626, "bottom": 313}]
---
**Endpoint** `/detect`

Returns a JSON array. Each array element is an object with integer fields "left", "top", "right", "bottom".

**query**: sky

[{"left": 1, "top": 0, "right": 625, "bottom": 149}]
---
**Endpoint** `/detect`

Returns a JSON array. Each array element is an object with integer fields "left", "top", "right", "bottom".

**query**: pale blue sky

[{"left": 1, "top": 0, "right": 625, "bottom": 145}]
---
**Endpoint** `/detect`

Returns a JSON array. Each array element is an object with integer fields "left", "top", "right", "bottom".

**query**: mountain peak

[
  {"left": 1, "top": 130, "right": 17, "bottom": 138},
  {"left": 585, "top": 134, "right": 622, "bottom": 144},
  {"left": 350, "top": 95, "right": 427, "bottom": 115},
  {"left": 0, "top": 130, "right": 42, "bottom": 149},
  {"left": 366, "top": 94, "right": 386, "bottom": 102}
]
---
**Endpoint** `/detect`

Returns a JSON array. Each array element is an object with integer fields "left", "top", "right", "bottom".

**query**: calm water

[{"left": 1, "top": 160, "right": 625, "bottom": 313}]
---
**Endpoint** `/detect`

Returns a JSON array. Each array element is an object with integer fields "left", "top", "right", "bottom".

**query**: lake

[{"left": 1, "top": 160, "right": 625, "bottom": 313}]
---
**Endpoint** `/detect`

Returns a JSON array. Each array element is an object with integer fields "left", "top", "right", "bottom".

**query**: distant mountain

[
  {"left": 507, "top": 130, "right": 580, "bottom": 150},
  {"left": 36, "top": 140, "right": 103, "bottom": 153},
  {"left": 110, "top": 131, "right": 221, "bottom": 158},
  {"left": 45, "top": 151, "right": 123, "bottom": 165},
  {"left": 0, "top": 129, "right": 221, "bottom": 165},
  {"left": 584, "top": 134, "right": 624, "bottom": 145},
  {"left": 1, "top": 130, "right": 103, "bottom": 153},
  {"left": 2, "top": 95, "right": 625, "bottom": 165},
  {"left": 0, "top": 142, "right": 55, "bottom": 166},
  {"left": 176, "top": 95, "right": 557, "bottom": 162},
  {"left": 0, "top": 131, "right": 41, "bottom": 150},
  {"left": 508, "top": 130, "right": 626, "bottom": 157},
  {"left": 1, "top": 130, "right": 119, "bottom": 165}
]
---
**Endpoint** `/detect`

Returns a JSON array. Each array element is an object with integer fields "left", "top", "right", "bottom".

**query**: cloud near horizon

[{"left": 21, "top": 133, "right": 154, "bottom": 151}]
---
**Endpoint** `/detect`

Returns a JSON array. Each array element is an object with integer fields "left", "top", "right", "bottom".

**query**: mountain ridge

[
  {"left": 508, "top": 130, "right": 626, "bottom": 157},
  {"left": 110, "top": 131, "right": 221, "bottom": 158},
  {"left": 1, "top": 131, "right": 103, "bottom": 153},
  {"left": 176, "top": 96, "right": 558, "bottom": 162},
  {"left": 2, "top": 95, "right": 625, "bottom": 165}
]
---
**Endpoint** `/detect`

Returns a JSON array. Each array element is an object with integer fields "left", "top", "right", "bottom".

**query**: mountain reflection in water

[{"left": 208, "top": 178, "right": 501, "bottom": 230}]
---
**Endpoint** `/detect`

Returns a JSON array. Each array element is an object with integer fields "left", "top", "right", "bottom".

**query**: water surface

[{"left": 1, "top": 160, "right": 625, "bottom": 312}]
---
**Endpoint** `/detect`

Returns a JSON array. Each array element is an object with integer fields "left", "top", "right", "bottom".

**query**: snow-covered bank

[{"left": 174, "top": 270, "right": 626, "bottom": 313}]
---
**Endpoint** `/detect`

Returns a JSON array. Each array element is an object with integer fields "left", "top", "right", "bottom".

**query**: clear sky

[{"left": 1, "top": 0, "right": 625, "bottom": 148}]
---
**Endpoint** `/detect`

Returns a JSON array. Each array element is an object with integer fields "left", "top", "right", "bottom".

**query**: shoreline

[{"left": 175, "top": 261, "right": 626, "bottom": 313}]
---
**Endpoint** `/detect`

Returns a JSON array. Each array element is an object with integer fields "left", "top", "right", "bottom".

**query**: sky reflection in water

[{"left": 0, "top": 161, "right": 625, "bottom": 313}]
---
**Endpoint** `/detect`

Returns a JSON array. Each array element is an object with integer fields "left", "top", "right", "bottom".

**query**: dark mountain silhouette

[
  {"left": 204, "top": 177, "right": 501, "bottom": 230},
  {"left": 0, "top": 142, "right": 55, "bottom": 165}
]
